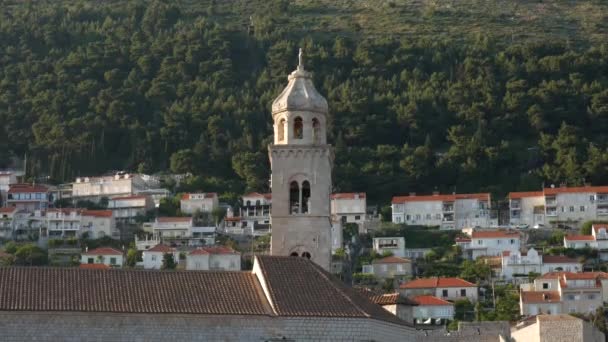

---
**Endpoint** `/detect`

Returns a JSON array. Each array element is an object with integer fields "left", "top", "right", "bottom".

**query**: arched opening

[
  {"left": 290, "top": 252, "right": 299, "bottom": 257},
  {"left": 301, "top": 181, "right": 310, "bottom": 214},
  {"left": 255, "top": 200, "right": 260, "bottom": 206},
  {"left": 289, "top": 181, "right": 300, "bottom": 214},
  {"left": 312, "top": 118, "right": 320, "bottom": 144},
  {"left": 246, "top": 200, "right": 251, "bottom": 206},
  {"left": 278, "top": 118, "right": 286, "bottom": 142},
  {"left": 294, "top": 117, "right": 303, "bottom": 139},
  {"left": 302, "top": 252, "right": 311, "bottom": 259}
]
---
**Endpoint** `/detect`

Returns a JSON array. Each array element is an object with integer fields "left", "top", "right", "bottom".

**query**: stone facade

[{"left": 269, "top": 50, "right": 333, "bottom": 270}]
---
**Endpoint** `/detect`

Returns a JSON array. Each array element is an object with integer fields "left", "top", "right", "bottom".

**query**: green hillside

[{"left": 1, "top": 0, "right": 608, "bottom": 204}]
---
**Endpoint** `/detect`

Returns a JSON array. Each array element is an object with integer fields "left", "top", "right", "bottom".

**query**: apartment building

[
  {"left": 509, "top": 185, "right": 608, "bottom": 228},
  {"left": 361, "top": 256, "right": 413, "bottom": 281},
  {"left": 391, "top": 192, "right": 494, "bottom": 230},
  {"left": 38, "top": 209, "right": 116, "bottom": 239},
  {"left": 563, "top": 224, "right": 608, "bottom": 260},
  {"left": 500, "top": 248, "right": 582, "bottom": 282},
  {"left": 151, "top": 217, "right": 193, "bottom": 238},
  {"left": 238, "top": 192, "right": 271, "bottom": 236},
  {"left": 107, "top": 195, "right": 154, "bottom": 223},
  {"left": 71, "top": 173, "right": 146, "bottom": 200},
  {"left": 331, "top": 193, "right": 366, "bottom": 225},
  {"left": 180, "top": 193, "right": 219, "bottom": 215},
  {"left": 373, "top": 237, "right": 406, "bottom": 258},
  {"left": 399, "top": 277, "right": 478, "bottom": 302},
  {"left": 455, "top": 229, "right": 521, "bottom": 260},
  {"left": 520, "top": 272, "right": 608, "bottom": 316},
  {"left": 7, "top": 184, "right": 50, "bottom": 211},
  {"left": 186, "top": 246, "right": 241, "bottom": 271}
]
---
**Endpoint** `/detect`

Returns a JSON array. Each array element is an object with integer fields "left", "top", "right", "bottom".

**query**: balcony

[
  {"left": 597, "top": 195, "right": 608, "bottom": 204},
  {"left": 442, "top": 215, "right": 454, "bottom": 223},
  {"left": 546, "top": 210, "right": 557, "bottom": 217},
  {"left": 545, "top": 197, "right": 557, "bottom": 206},
  {"left": 510, "top": 200, "right": 521, "bottom": 210},
  {"left": 511, "top": 210, "right": 521, "bottom": 219},
  {"left": 599, "top": 208, "right": 608, "bottom": 216},
  {"left": 442, "top": 205, "right": 454, "bottom": 212}
]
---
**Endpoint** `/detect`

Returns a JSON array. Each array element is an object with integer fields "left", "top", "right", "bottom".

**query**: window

[
  {"left": 301, "top": 181, "right": 310, "bottom": 214},
  {"left": 588, "top": 294, "right": 595, "bottom": 300},
  {"left": 302, "top": 252, "right": 311, "bottom": 259},
  {"left": 289, "top": 181, "right": 300, "bottom": 214},
  {"left": 542, "top": 283, "right": 549, "bottom": 289},
  {"left": 151, "top": 255, "right": 157, "bottom": 261},
  {"left": 567, "top": 294, "right": 575, "bottom": 300},
  {"left": 87, "top": 258, "right": 94, "bottom": 264},
  {"left": 569, "top": 206, "right": 574, "bottom": 212},
  {"left": 460, "top": 289, "right": 466, "bottom": 296},
  {"left": 293, "top": 117, "right": 303, "bottom": 139},
  {"left": 406, "top": 215, "right": 411, "bottom": 220},
  {"left": 580, "top": 206, "right": 585, "bottom": 212},
  {"left": 355, "top": 215, "right": 361, "bottom": 220},
  {"left": 415, "top": 214, "right": 421, "bottom": 220},
  {"left": 590, "top": 195, "right": 595, "bottom": 202},
  {"left": 442, "top": 289, "right": 448, "bottom": 297},
  {"left": 435, "top": 213, "right": 441, "bottom": 219},
  {"left": 110, "top": 257, "right": 117, "bottom": 265},
  {"left": 510, "top": 239, "right": 515, "bottom": 244},
  {"left": 561, "top": 207, "right": 565, "bottom": 213},
  {"left": 290, "top": 252, "right": 299, "bottom": 257},
  {"left": 278, "top": 118, "right": 286, "bottom": 142},
  {"left": 426, "top": 214, "right": 431, "bottom": 220},
  {"left": 477, "top": 240, "right": 482, "bottom": 245},
  {"left": 312, "top": 118, "right": 320, "bottom": 143},
  {"left": 396, "top": 217, "right": 401, "bottom": 223},
  {"left": 497, "top": 240, "right": 501, "bottom": 244}
]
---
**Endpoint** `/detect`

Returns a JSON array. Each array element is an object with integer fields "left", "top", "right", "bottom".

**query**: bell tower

[{"left": 269, "top": 49, "right": 333, "bottom": 270}]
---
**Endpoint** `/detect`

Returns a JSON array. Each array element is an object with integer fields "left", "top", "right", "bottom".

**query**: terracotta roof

[
  {"left": 372, "top": 256, "right": 411, "bottom": 264},
  {"left": 0, "top": 267, "right": 271, "bottom": 315},
  {"left": 400, "top": 277, "right": 476, "bottom": 289},
  {"left": 412, "top": 295, "right": 453, "bottom": 306},
  {"left": 544, "top": 186, "right": 608, "bottom": 195},
  {"left": 82, "top": 247, "right": 123, "bottom": 256},
  {"left": 367, "top": 293, "right": 418, "bottom": 306},
  {"left": 224, "top": 217, "right": 242, "bottom": 222},
  {"left": 471, "top": 230, "right": 520, "bottom": 239},
  {"left": 392, "top": 193, "right": 490, "bottom": 204},
  {"left": 110, "top": 195, "right": 147, "bottom": 201},
  {"left": 521, "top": 291, "right": 561, "bottom": 304},
  {"left": 81, "top": 210, "right": 113, "bottom": 218},
  {"left": 564, "top": 235, "right": 595, "bottom": 241},
  {"left": 79, "top": 264, "right": 110, "bottom": 270},
  {"left": 156, "top": 217, "right": 192, "bottom": 223},
  {"left": 8, "top": 184, "right": 48, "bottom": 193},
  {"left": 0, "top": 207, "right": 16, "bottom": 213},
  {"left": 330, "top": 193, "right": 366, "bottom": 200},
  {"left": 190, "top": 246, "right": 238, "bottom": 255},
  {"left": 146, "top": 244, "right": 175, "bottom": 253},
  {"left": 254, "top": 256, "right": 409, "bottom": 325},
  {"left": 541, "top": 255, "right": 580, "bottom": 264},
  {"left": 455, "top": 237, "right": 471, "bottom": 243},
  {"left": 509, "top": 191, "right": 544, "bottom": 199},
  {"left": 593, "top": 224, "right": 608, "bottom": 235},
  {"left": 242, "top": 192, "right": 272, "bottom": 200}
]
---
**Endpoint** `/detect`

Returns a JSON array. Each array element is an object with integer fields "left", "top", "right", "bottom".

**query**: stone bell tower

[{"left": 269, "top": 49, "right": 333, "bottom": 270}]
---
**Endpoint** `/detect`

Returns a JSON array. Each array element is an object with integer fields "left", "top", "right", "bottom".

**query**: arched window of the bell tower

[
  {"left": 289, "top": 181, "right": 300, "bottom": 214},
  {"left": 302, "top": 252, "right": 311, "bottom": 259},
  {"left": 290, "top": 252, "right": 299, "bottom": 257},
  {"left": 301, "top": 181, "right": 311, "bottom": 214},
  {"left": 294, "top": 117, "right": 303, "bottom": 139},
  {"left": 278, "top": 118, "right": 286, "bottom": 142},
  {"left": 312, "top": 118, "right": 320, "bottom": 144}
]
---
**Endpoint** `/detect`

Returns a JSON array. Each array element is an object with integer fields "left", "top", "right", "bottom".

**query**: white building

[
  {"left": 142, "top": 244, "right": 178, "bottom": 269},
  {"left": 361, "top": 256, "right": 412, "bottom": 281},
  {"left": 186, "top": 246, "right": 241, "bottom": 271},
  {"left": 152, "top": 217, "right": 193, "bottom": 238},
  {"left": 238, "top": 192, "right": 271, "bottom": 236},
  {"left": 391, "top": 192, "right": 494, "bottom": 230},
  {"left": 180, "top": 193, "right": 219, "bottom": 215},
  {"left": 330, "top": 192, "right": 366, "bottom": 225},
  {"left": 500, "top": 248, "right": 582, "bottom": 281},
  {"left": 71, "top": 173, "right": 146, "bottom": 200},
  {"left": 373, "top": 237, "right": 406, "bottom": 258},
  {"left": 411, "top": 295, "right": 454, "bottom": 324},
  {"left": 0, "top": 207, "right": 17, "bottom": 238},
  {"left": 456, "top": 229, "right": 521, "bottom": 260},
  {"left": 36, "top": 209, "right": 116, "bottom": 239},
  {"left": 7, "top": 184, "right": 50, "bottom": 211},
  {"left": 108, "top": 195, "right": 154, "bottom": 223},
  {"left": 509, "top": 185, "right": 608, "bottom": 229},
  {"left": 0, "top": 171, "right": 20, "bottom": 207},
  {"left": 81, "top": 247, "right": 124, "bottom": 267},
  {"left": 520, "top": 272, "right": 608, "bottom": 316},
  {"left": 399, "top": 277, "right": 478, "bottom": 303},
  {"left": 563, "top": 224, "right": 608, "bottom": 260}
]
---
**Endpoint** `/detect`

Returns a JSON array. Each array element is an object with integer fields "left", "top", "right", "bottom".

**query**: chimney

[{"left": 409, "top": 192, "right": 416, "bottom": 197}]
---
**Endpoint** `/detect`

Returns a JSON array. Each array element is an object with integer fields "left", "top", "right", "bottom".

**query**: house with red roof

[
  {"left": 142, "top": 244, "right": 178, "bottom": 269},
  {"left": 361, "top": 256, "right": 412, "bottom": 281},
  {"left": 186, "top": 246, "right": 241, "bottom": 271},
  {"left": 509, "top": 185, "right": 608, "bottom": 229},
  {"left": 500, "top": 248, "right": 582, "bottom": 282},
  {"left": 399, "top": 277, "right": 478, "bottom": 302},
  {"left": 235, "top": 192, "right": 271, "bottom": 236},
  {"left": 520, "top": 271, "right": 608, "bottom": 316},
  {"left": 180, "top": 193, "right": 219, "bottom": 215},
  {"left": 81, "top": 247, "right": 124, "bottom": 267},
  {"left": 330, "top": 192, "right": 366, "bottom": 225},
  {"left": 563, "top": 224, "right": 608, "bottom": 260},
  {"left": 411, "top": 295, "right": 454, "bottom": 324},
  {"left": 456, "top": 229, "right": 521, "bottom": 260},
  {"left": 151, "top": 217, "right": 193, "bottom": 238},
  {"left": 107, "top": 195, "right": 154, "bottom": 223},
  {"left": 391, "top": 192, "right": 494, "bottom": 230},
  {"left": 7, "top": 184, "right": 50, "bottom": 211}
]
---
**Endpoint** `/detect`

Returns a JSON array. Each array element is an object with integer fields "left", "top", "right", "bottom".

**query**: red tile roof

[
  {"left": 79, "top": 264, "right": 110, "bottom": 270},
  {"left": 542, "top": 255, "right": 580, "bottom": 264},
  {"left": 392, "top": 193, "right": 490, "bottom": 204},
  {"left": 190, "top": 246, "right": 239, "bottom": 255},
  {"left": 564, "top": 235, "right": 595, "bottom": 241},
  {"left": 366, "top": 292, "right": 418, "bottom": 306},
  {"left": 146, "top": 244, "right": 175, "bottom": 253},
  {"left": 400, "top": 277, "right": 476, "bottom": 289},
  {"left": 81, "top": 210, "right": 113, "bottom": 218},
  {"left": 502, "top": 251, "right": 511, "bottom": 257},
  {"left": 82, "top": 247, "right": 123, "bottom": 256},
  {"left": 224, "top": 217, "right": 242, "bottom": 222},
  {"left": 544, "top": 186, "right": 608, "bottom": 195},
  {"left": 372, "top": 256, "right": 411, "bottom": 264},
  {"left": 110, "top": 195, "right": 147, "bottom": 201},
  {"left": 455, "top": 237, "right": 471, "bottom": 243},
  {"left": 509, "top": 191, "right": 544, "bottom": 199},
  {"left": 593, "top": 224, "right": 608, "bottom": 235},
  {"left": 242, "top": 192, "right": 272, "bottom": 200},
  {"left": 521, "top": 291, "right": 561, "bottom": 304},
  {"left": 156, "top": 217, "right": 192, "bottom": 223},
  {"left": 8, "top": 184, "right": 48, "bottom": 193},
  {"left": 330, "top": 193, "right": 366, "bottom": 200},
  {"left": 471, "top": 230, "right": 520, "bottom": 239},
  {"left": 412, "top": 295, "right": 453, "bottom": 306},
  {"left": 0, "top": 207, "right": 16, "bottom": 213}
]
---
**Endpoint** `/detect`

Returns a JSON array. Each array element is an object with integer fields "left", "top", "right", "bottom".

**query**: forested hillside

[{"left": 1, "top": 0, "right": 608, "bottom": 203}]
